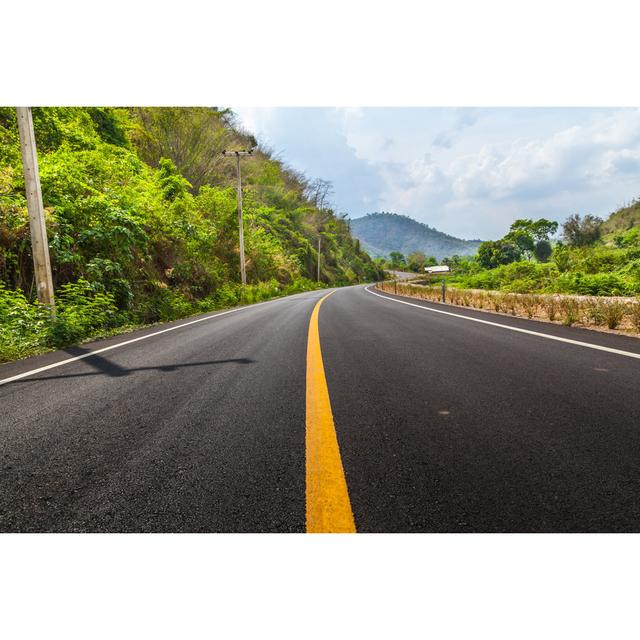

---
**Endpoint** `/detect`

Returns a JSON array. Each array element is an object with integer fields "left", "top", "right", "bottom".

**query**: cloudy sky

[{"left": 233, "top": 107, "right": 640, "bottom": 241}]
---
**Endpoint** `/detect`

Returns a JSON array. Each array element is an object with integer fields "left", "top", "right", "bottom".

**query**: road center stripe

[
  {"left": 365, "top": 286, "right": 640, "bottom": 360},
  {"left": 306, "top": 291, "right": 356, "bottom": 533}
]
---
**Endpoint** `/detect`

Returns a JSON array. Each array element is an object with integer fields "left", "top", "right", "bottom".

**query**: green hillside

[
  {"left": 0, "top": 107, "right": 383, "bottom": 362},
  {"left": 350, "top": 212, "right": 483, "bottom": 260},
  {"left": 601, "top": 198, "right": 640, "bottom": 238},
  {"left": 445, "top": 209, "right": 640, "bottom": 297}
]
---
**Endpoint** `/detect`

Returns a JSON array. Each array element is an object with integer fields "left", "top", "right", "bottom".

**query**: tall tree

[{"left": 562, "top": 214, "right": 603, "bottom": 246}]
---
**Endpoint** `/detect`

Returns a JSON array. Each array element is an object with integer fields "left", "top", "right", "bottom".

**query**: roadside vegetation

[
  {"left": 382, "top": 206, "right": 640, "bottom": 297},
  {"left": 0, "top": 107, "right": 383, "bottom": 362},
  {"left": 378, "top": 281, "right": 640, "bottom": 334},
  {"left": 378, "top": 204, "right": 640, "bottom": 335}
]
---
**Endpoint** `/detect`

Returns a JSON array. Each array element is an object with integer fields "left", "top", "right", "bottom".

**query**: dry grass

[
  {"left": 630, "top": 302, "right": 640, "bottom": 331},
  {"left": 377, "top": 281, "right": 640, "bottom": 336}
]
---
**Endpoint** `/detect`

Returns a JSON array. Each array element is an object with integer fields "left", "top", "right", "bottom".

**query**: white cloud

[
  {"left": 232, "top": 107, "right": 640, "bottom": 239},
  {"left": 374, "top": 109, "right": 640, "bottom": 237}
]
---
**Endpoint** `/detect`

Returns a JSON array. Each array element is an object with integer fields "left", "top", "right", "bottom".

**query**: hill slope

[
  {"left": 0, "top": 107, "right": 383, "bottom": 361},
  {"left": 600, "top": 198, "right": 640, "bottom": 237},
  {"left": 350, "top": 212, "right": 483, "bottom": 260}
]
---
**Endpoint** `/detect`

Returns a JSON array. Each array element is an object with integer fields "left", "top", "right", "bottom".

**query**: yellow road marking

[{"left": 306, "top": 291, "right": 356, "bottom": 533}]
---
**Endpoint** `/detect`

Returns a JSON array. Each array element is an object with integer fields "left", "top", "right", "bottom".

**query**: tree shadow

[{"left": 7, "top": 345, "right": 255, "bottom": 385}]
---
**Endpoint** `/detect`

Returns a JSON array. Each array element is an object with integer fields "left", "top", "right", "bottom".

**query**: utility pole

[
  {"left": 317, "top": 235, "right": 321, "bottom": 282},
  {"left": 223, "top": 150, "right": 253, "bottom": 286},
  {"left": 16, "top": 107, "right": 55, "bottom": 310}
]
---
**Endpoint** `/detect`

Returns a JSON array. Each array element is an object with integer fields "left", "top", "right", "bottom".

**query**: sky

[{"left": 232, "top": 107, "right": 640, "bottom": 241}]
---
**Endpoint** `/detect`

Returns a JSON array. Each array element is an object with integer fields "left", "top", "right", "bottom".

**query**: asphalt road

[{"left": 2, "top": 285, "right": 640, "bottom": 532}]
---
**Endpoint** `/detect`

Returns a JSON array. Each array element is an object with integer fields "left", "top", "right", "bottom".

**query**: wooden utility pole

[
  {"left": 317, "top": 235, "right": 321, "bottom": 282},
  {"left": 16, "top": 107, "right": 55, "bottom": 309},
  {"left": 222, "top": 150, "right": 253, "bottom": 286}
]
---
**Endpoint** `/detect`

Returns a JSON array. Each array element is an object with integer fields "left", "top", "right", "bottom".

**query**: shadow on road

[{"left": 6, "top": 345, "right": 255, "bottom": 385}]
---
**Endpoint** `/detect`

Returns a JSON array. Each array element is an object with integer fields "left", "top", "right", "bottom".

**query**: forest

[{"left": 0, "top": 107, "right": 383, "bottom": 362}]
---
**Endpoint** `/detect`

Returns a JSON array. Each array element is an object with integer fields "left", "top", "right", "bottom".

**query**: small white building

[{"left": 424, "top": 265, "right": 451, "bottom": 274}]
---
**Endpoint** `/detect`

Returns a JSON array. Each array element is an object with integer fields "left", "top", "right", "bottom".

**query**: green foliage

[
  {"left": 533, "top": 239, "right": 553, "bottom": 262},
  {"left": 158, "top": 157, "right": 191, "bottom": 201},
  {"left": 0, "top": 282, "right": 52, "bottom": 361},
  {"left": 448, "top": 209, "right": 640, "bottom": 298},
  {"left": 457, "top": 261, "right": 559, "bottom": 293},
  {"left": 388, "top": 251, "right": 407, "bottom": 268},
  {"left": 613, "top": 226, "right": 640, "bottom": 248},
  {"left": 562, "top": 213, "right": 603, "bottom": 246},
  {"left": 509, "top": 218, "right": 558, "bottom": 242},
  {"left": 600, "top": 198, "right": 640, "bottom": 236},
  {"left": 552, "top": 243, "right": 572, "bottom": 272},
  {"left": 477, "top": 239, "right": 522, "bottom": 268},
  {"left": 406, "top": 251, "right": 436, "bottom": 272},
  {"left": 0, "top": 107, "right": 382, "bottom": 362},
  {"left": 554, "top": 272, "right": 634, "bottom": 296},
  {"left": 48, "top": 279, "right": 120, "bottom": 346}
]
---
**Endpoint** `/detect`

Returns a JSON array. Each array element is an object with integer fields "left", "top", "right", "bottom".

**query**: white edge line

[
  {"left": 0, "top": 292, "right": 322, "bottom": 387},
  {"left": 365, "top": 285, "right": 640, "bottom": 361}
]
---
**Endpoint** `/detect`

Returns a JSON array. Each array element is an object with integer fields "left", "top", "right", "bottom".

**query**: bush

[
  {"left": 0, "top": 284, "right": 52, "bottom": 361},
  {"left": 543, "top": 296, "right": 558, "bottom": 321},
  {"left": 458, "top": 261, "right": 558, "bottom": 293},
  {"left": 48, "top": 279, "right": 120, "bottom": 347},
  {"left": 604, "top": 302, "right": 626, "bottom": 330},
  {"left": 554, "top": 272, "right": 633, "bottom": 296},
  {"left": 629, "top": 301, "right": 640, "bottom": 331}
]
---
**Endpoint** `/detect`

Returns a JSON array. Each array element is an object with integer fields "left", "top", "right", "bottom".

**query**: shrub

[
  {"left": 560, "top": 299, "right": 581, "bottom": 326},
  {"left": 587, "top": 301, "right": 607, "bottom": 326},
  {"left": 0, "top": 284, "right": 52, "bottom": 361},
  {"left": 544, "top": 296, "right": 558, "bottom": 321},
  {"left": 604, "top": 302, "right": 626, "bottom": 330},
  {"left": 521, "top": 295, "right": 540, "bottom": 319},
  {"left": 554, "top": 272, "right": 633, "bottom": 296},
  {"left": 48, "top": 279, "right": 120, "bottom": 347},
  {"left": 628, "top": 301, "right": 640, "bottom": 331}
]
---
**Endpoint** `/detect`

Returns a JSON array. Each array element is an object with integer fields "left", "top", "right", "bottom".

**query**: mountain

[{"left": 350, "top": 212, "right": 483, "bottom": 260}]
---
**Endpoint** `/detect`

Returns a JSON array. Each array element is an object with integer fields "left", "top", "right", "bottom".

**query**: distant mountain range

[{"left": 350, "top": 212, "right": 483, "bottom": 260}]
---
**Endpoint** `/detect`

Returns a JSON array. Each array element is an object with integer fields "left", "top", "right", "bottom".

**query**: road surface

[{"left": 1, "top": 285, "right": 640, "bottom": 532}]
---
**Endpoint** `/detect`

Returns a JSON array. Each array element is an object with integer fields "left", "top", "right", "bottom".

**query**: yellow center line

[{"left": 305, "top": 290, "right": 356, "bottom": 533}]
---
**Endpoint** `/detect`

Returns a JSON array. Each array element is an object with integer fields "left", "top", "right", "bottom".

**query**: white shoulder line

[
  {"left": 0, "top": 292, "right": 321, "bottom": 387},
  {"left": 364, "top": 286, "right": 640, "bottom": 361}
]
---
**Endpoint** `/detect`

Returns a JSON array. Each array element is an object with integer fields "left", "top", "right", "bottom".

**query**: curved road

[{"left": 1, "top": 285, "right": 640, "bottom": 532}]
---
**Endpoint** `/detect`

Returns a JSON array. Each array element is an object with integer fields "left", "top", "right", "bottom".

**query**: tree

[
  {"left": 304, "top": 178, "right": 334, "bottom": 211},
  {"left": 505, "top": 218, "right": 558, "bottom": 259},
  {"left": 505, "top": 228, "right": 534, "bottom": 256},
  {"left": 510, "top": 218, "right": 558, "bottom": 242},
  {"left": 477, "top": 240, "right": 521, "bottom": 268},
  {"left": 552, "top": 243, "right": 571, "bottom": 272},
  {"left": 388, "top": 251, "right": 407, "bottom": 268},
  {"left": 407, "top": 251, "right": 426, "bottom": 272},
  {"left": 562, "top": 214, "right": 603, "bottom": 246},
  {"left": 131, "top": 107, "right": 234, "bottom": 191},
  {"left": 533, "top": 239, "right": 552, "bottom": 262}
]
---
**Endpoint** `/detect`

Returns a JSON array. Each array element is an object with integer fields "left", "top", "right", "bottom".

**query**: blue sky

[{"left": 233, "top": 107, "right": 640, "bottom": 240}]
